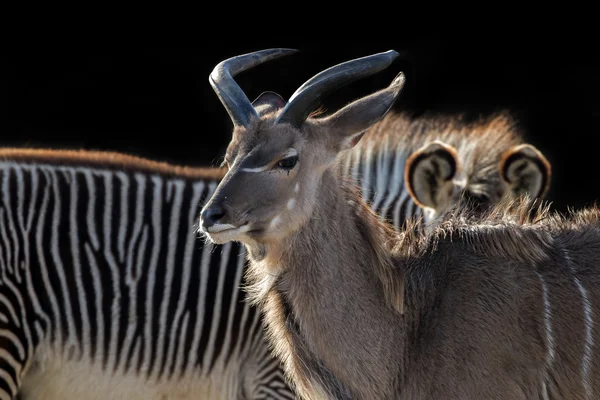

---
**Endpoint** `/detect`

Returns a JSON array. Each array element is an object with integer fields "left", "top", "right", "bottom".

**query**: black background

[{"left": 5, "top": 38, "right": 600, "bottom": 213}]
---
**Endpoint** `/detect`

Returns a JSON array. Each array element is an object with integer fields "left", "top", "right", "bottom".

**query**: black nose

[{"left": 201, "top": 205, "right": 226, "bottom": 229}]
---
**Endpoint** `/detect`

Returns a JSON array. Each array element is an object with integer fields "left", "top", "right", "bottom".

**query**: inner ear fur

[
  {"left": 404, "top": 141, "right": 460, "bottom": 209},
  {"left": 251, "top": 91, "right": 287, "bottom": 116},
  {"left": 318, "top": 72, "right": 405, "bottom": 152},
  {"left": 499, "top": 144, "right": 552, "bottom": 199}
]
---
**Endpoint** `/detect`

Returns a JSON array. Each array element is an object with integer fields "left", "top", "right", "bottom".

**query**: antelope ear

[
  {"left": 252, "top": 91, "right": 287, "bottom": 116},
  {"left": 499, "top": 144, "right": 551, "bottom": 199},
  {"left": 405, "top": 141, "right": 459, "bottom": 209},
  {"left": 319, "top": 72, "right": 405, "bottom": 152}
]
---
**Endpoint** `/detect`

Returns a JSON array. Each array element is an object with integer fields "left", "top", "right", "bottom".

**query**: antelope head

[
  {"left": 405, "top": 140, "right": 551, "bottom": 221},
  {"left": 199, "top": 48, "right": 405, "bottom": 245}
]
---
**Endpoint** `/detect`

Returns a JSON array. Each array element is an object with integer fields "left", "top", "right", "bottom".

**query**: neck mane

[
  {"left": 242, "top": 168, "right": 408, "bottom": 398},
  {"left": 244, "top": 169, "right": 404, "bottom": 312}
]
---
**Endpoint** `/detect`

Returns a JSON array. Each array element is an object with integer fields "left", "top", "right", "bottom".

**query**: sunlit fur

[
  {"left": 337, "top": 110, "right": 551, "bottom": 229},
  {"left": 202, "top": 69, "right": 600, "bottom": 399}
]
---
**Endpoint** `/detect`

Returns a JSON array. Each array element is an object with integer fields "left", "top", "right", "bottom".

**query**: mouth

[
  {"left": 206, "top": 223, "right": 243, "bottom": 233},
  {"left": 201, "top": 222, "right": 251, "bottom": 244}
]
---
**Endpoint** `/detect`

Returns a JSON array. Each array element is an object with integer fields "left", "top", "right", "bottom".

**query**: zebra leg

[{"left": 0, "top": 288, "right": 33, "bottom": 400}]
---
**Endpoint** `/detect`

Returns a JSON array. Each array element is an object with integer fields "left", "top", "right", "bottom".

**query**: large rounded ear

[
  {"left": 499, "top": 144, "right": 551, "bottom": 199},
  {"left": 318, "top": 72, "right": 405, "bottom": 152},
  {"left": 252, "top": 91, "right": 287, "bottom": 116},
  {"left": 405, "top": 141, "right": 459, "bottom": 209}
]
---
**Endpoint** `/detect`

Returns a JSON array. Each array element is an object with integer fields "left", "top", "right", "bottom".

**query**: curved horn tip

[
  {"left": 383, "top": 49, "right": 400, "bottom": 59},
  {"left": 376, "top": 49, "right": 400, "bottom": 65},
  {"left": 391, "top": 71, "right": 406, "bottom": 87}
]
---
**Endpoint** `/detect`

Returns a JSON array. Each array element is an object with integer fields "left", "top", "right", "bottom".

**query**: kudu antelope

[
  {"left": 342, "top": 111, "right": 551, "bottom": 229},
  {"left": 200, "top": 48, "right": 599, "bottom": 400}
]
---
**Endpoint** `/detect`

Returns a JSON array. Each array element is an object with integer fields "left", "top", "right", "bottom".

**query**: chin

[
  {"left": 203, "top": 232, "right": 235, "bottom": 245},
  {"left": 200, "top": 223, "right": 250, "bottom": 245}
]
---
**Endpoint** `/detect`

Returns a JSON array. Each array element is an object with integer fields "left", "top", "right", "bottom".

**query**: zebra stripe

[
  {"left": 0, "top": 161, "right": 293, "bottom": 399},
  {"left": 339, "top": 141, "right": 423, "bottom": 229}
]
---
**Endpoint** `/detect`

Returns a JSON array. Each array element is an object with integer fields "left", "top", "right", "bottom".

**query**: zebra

[
  {"left": 0, "top": 149, "right": 288, "bottom": 399},
  {"left": 0, "top": 51, "right": 551, "bottom": 399}
]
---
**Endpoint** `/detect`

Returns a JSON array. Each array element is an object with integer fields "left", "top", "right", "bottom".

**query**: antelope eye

[{"left": 277, "top": 155, "right": 298, "bottom": 170}]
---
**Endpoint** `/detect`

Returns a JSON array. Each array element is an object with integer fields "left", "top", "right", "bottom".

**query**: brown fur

[
  {"left": 404, "top": 140, "right": 460, "bottom": 209},
  {"left": 201, "top": 55, "right": 591, "bottom": 400},
  {"left": 361, "top": 110, "right": 522, "bottom": 145},
  {"left": 358, "top": 110, "right": 523, "bottom": 152},
  {"left": 0, "top": 147, "right": 226, "bottom": 179},
  {"left": 355, "top": 110, "right": 525, "bottom": 187},
  {"left": 336, "top": 110, "right": 551, "bottom": 229},
  {"left": 252, "top": 171, "right": 406, "bottom": 399},
  {"left": 500, "top": 143, "right": 552, "bottom": 198},
  {"left": 256, "top": 178, "right": 600, "bottom": 399}
]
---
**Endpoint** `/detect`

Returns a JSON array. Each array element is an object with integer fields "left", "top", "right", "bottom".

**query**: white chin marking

[
  {"left": 287, "top": 198, "right": 295, "bottom": 210},
  {"left": 204, "top": 224, "right": 249, "bottom": 244},
  {"left": 294, "top": 184, "right": 300, "bottom": 193},
  {"left": 207, "top": 223, "right": 237, "bottom": 233}
]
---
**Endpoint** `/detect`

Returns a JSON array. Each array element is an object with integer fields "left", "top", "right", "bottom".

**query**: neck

[{"left": 243, "top": 169, "right": 407, "bottom": 399}]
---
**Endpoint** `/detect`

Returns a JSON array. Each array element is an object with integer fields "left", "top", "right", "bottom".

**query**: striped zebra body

[
  {"left": 0, "top": 150, "right": 291, "bottom": 400},
  {"left": 339, "top": 129, "right": 423, "bottom": 229}
]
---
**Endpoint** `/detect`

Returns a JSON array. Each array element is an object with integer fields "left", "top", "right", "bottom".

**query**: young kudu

[
  {"left": 342, "top": 110, "right": 552, "bottom": 230},
  {"left": 200, "top": 49, "right": 596, "bottom": 400}
]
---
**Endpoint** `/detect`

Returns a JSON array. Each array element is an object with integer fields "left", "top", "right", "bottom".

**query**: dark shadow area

[{"left": 4, "top": 38, "right": 600, "bottom": 212}]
